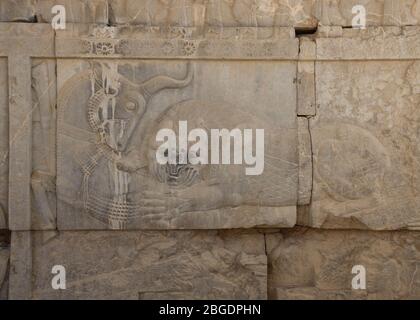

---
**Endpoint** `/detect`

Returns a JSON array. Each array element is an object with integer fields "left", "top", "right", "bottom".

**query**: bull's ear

[{"left": 139, "top": 62, "right": 193, "bottom": 99}]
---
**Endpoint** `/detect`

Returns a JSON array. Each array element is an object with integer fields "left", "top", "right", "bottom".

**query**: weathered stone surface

[
  {"left": 0, "top": 59, "right": 8, "bottom": 230},
  {"left": 315, "top": 0, "right": 420, "bottom": 27},
  {"left": 35, "top": 0, "right": 108, "bottom": 24},
  {"left": 0, "top": 231, "right": 10, "bottom": 300},
  {"left": 316, "top": 26, "right": 420, "bottom": 60},
  {"left": 108, "top": 0, "right": 317, "bottom": 28},
  {"left": 31, "top": 59, "right": 57, "bottom": 230},
  {"left": 297, "top": 117, "right": 312, "bottom": 206},
  {"left": 299, "top": 36, "right": 316, "bottom": 60},
  {"left": 306, "top": 61, "right": 420, "bottom": 230},
  {"left": 297, "top": 39, "right": 316, "bottom": 117},
  {"left": 8, "top": 55, "right": 32, "bottom": 231},
  {"left": 8, "top": 231, "right": 32, "bottom": 299},
  {"left": 1, "top": 24, "right": 55, "bottom": 231},
  {"left": 2, "top": 0, "right": 420, "bottom": 301},
  {"left": 107, "top": 0, "right": 420, "bottom": 28},
  {"left": 55, "top": 24, "right": 299, "bottom": 59},
  {"left": 3, "top": 0, "right": 420, "bottom": 27},
  {"left": 267, "top": 228, "right": 420, "bottom": 299},
  {"left": 0, "top": 1, "right": 108, "bottom": 23},
  {"left": 0, "top": 0, "right": 36, "bottom": 22},
  {"left": 9, "top": 230, "right": 267, "bottom": 299},
  {"left": 383, "top": 0, "right": 420, "bottom": 25},
  {"left": 56, "top": 58, "right": 298, "bottom": 230},
  {"left": 0, "top": 23, "right": 55, "bottom": 57},
  {"left": 297, "top": 60, "right": 316, "bottom": 116}
]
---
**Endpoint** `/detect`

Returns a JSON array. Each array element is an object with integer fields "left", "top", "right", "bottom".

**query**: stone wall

[{"left": 0, "top": 0, "right": 419, "bottom": 299}]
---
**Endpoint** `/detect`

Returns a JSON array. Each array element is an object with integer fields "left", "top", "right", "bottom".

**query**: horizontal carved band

[
  {"left": 2, "top": 23, "right": 420, "bottom": 61},
  {"left": 56, "top": 25, "right": 299, "bottom": 60}
]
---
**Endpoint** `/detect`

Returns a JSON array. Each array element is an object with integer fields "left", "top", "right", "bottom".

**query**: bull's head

[{"left": 89, "top": 62, "right": 193, "bottom": 153}]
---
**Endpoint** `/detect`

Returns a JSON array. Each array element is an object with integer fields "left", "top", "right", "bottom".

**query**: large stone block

[
  {"left": 31, "top": 59, "right": 57, "bottom": 230},
  {"left": 2, "top": 0, "right": 420, "bottom": 302},
  {"left": 0, "top": 231, "right": 10, "bottom": 300},
  {"left": 316, "top": 26, "right": 420, "bottom": 60},
  {"left": 108, "top": 0, "right": 317, "bottom": 28},
  {"left": 9, "top": 230, "right": 266, "bottom": 299},
  {"left": 315, "top": 0, "right": 385, "bottom": 27},
  {"left": 297, "top": 117, "right": 312, "bottom": 206},
  {"left": 0, "top": 59, "right": 8, "bottom": 229},
  {"left": 0, "top": 24, "right": 56, "bottom": 231},
  {"left": 0, "top": 0, "right": 36, "bottom": 22},
  {"left": 306, "top": 61, "right": 420, "bottom": 230},
  {"left": 267, "top": 228, "right": 420, "bottom": 299},
  {"left": 315, "top": 0, "right": 420, "bottom": 27},
  {"left": 35, "top": 0, "right": 108, "bottom": 24},
  {"left": 56, "top": 58, "right": 298, "bottom": 230},
  {"left": 107, "top": 0, "right": 420, "bottom": 28},
  {"left": 55, "top": 24, "right": 299, "bottom": 59}
]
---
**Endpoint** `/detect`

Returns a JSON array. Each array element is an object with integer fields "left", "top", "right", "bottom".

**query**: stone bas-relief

[
  {"left": 315, "top": 26, "right": 420, "bottom": 60},
  {"left": 55, "top": 23, "right": 299, "bottom": 60},
  {"left": 35, "top": 0, "right": 108, "bottom": 24},
  {"left": 267, "top": 228, "right": 420, "bottom": 299},
  {"left": 305, "top": 61, "right": 420, "bottom": 230},
  {"left": 3, "top": 1, "right": 420, "bottom": 27},
  {"left": 0, "top": 0, "right": 108, "bottom": 23},
  {"left": 17, "top": 230, "right": 266, "bottom": 299},
  {"left": 0, "top": 0, "right": 36, "bottom": 22},
  {"left": 0, "top": 59, "right": 7, "bottom": 229},
  {"left": 316, "top": 0, "right": 420, "bottom": 26},
  {"left": 108, "top": 0, "right": 317, "bottom": 28},
  {"left": 1, "top": 1, "right": 420, "bottom": 301},
  {"left": 57, "top": 59, "right": 298, "bottom": 230}
]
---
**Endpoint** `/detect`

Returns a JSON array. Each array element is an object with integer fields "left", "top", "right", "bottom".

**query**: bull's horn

[{"left": 139, "top": 63, "right": 193, "bottom": 99}]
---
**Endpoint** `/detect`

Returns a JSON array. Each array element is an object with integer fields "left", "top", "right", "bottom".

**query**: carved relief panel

[
  {"left": 57, "top": 59, "right": 298, "bottom": 230},
  {"left": 24, "top": 230, "right": 267, "bottom": 299},
  {"left": 308, "top": 61, "right": 420, "bottom": 230}
]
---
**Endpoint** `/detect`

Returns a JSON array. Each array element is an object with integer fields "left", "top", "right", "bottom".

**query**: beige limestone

[
  {"left": 35, "top": 0, "right": 108, "bottom": 24},
  {"left": 297, "top": 117, "right": 312, "bottom": 206},
  {"left": 0, "top": 0, "right": 419, "bottom": 301},
  {"left": 31, "top": 59, "right": 57, "bottom": 230},
  {"left": 10, "top": 230, "right": 267, "bottom": 299},
  {"left": 0, "top": 0, "right": 36, "bottom": 22},
  {"left": 0, "top": 0, "right": 108, "bottom": 24},
  {"left": 316, "top": 26, "right": 420, "bottom": 60},
  {"left": 108, "top": 0, "right": 317, "bottom": 28},
  {"left": 0, "top": 24, "right": 55, "bottom": 232},
  {"left": 56, "top": 58, "right": 298, "bottom": 230},
  {"left": 0, "top": 59, "right": 8, "bottom": 230},
  {"left": 267, "top": 228, "right": 420, "bottom": 299},
  {"left": 2, "top": 1, "right": 420, "bottom": 27},
  {"left": 55, "top": 24, "right": 299, "bottom": 59},
  {"left": 306, "top": 61, "right": 420, "bottom": 230},
  {"left": 315, "top": 0, "right": 420, "bottom": 27},
  {"left": 0, "top": 231, "right": 9, "bottom": 300}
]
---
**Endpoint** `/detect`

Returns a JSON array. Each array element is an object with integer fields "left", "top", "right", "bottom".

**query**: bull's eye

[{"left": 125, "top": 100, "right": 137, "bottom": 112}]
